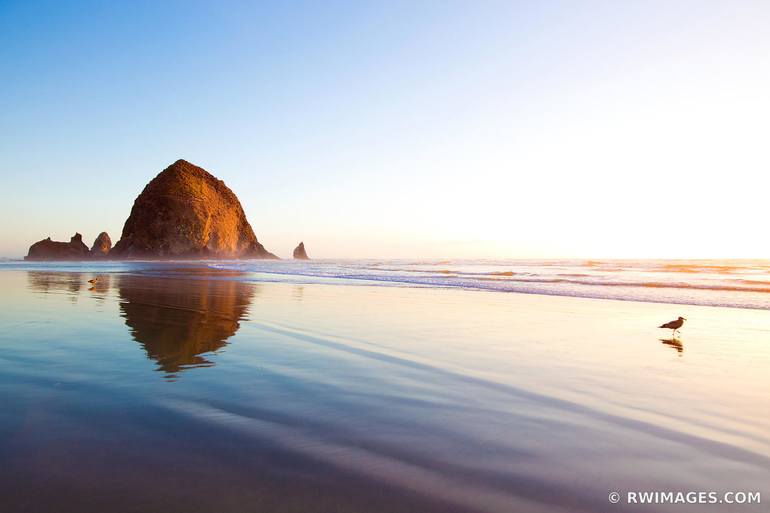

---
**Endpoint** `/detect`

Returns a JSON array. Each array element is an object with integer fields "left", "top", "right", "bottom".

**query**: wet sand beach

[{"left": 0, "top": 265, "right": 768, "bottom": 512}]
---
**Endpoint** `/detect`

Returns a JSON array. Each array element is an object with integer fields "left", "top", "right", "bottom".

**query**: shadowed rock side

[
  {"left": 25, "top": 233, "right": 90, "bottom": 260},
  {"left": 90, "top": 232, "right": 112, "bottom": 257},
  {"left": 116, "top": 272, "right": 256, "bottom": 378},
  {"left": 111, "top": 159, "right": 277, "bottom": 259},
  {"left": 293, "top": 241, "right": 309, "bottom": 260}
]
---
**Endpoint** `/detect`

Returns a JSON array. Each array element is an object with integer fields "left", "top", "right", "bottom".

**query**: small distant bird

[
  {"left": 659, "top": 316, "right": 686, "bottom": 336},
  {"left": 88, "top": 277, "right": 98, "bottom": 285}
]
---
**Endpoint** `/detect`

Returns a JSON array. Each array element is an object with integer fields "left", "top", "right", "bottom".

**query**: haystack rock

[
  {"left": 110, "top": 159, "right": 277, "bottom": 259},
  {"left": 25, "top": 233, "right": 90, "bottom": 260},
  {"left": 293, "top": 242, "right": 309, "bottom": 260},
  {"left": 90, "top": 232, "right": 112, "bottom": 257}
]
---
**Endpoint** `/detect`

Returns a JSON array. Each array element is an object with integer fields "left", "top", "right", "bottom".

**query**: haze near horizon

[{"left": 1, "top": 1, "right": 768, "bottom": 259}]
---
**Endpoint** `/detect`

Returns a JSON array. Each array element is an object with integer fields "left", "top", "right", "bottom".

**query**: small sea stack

[
  {"left": 293, "top": 242, "right": 309, "bottom": 260},
  {"left": 90, "top": 232, "right": 112, "bottom": 257},
  {"left": 25, "top": 233, "right": 90, "bottom": 261}
]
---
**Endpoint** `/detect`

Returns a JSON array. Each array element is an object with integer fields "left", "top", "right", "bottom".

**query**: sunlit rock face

[
  {"left": 110, "top": 159, "right": 277, "bottom": 259},
  {"left": 293, "top": 241, "right": 309, "bottom": 260},
  {"left": 90, "top": 232, "right": 112, "bottom": 257},
  {"left": 116, "top": 272, "right": 257, "bottom": 378},
  {"left": 25, "top": 233, "right": 90, "bottom": 260}
]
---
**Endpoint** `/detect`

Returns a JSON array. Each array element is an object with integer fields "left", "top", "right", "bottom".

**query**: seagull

[
  {"left": 659, "top": 316, "right": 686, "bottom": 337},
  {"left": 88, "top": 277, "right": 98, "bottom": 285}
]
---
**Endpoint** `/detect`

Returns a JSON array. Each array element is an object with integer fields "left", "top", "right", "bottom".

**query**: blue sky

[{"left": 1, "top": 1, "right": 769, "bottom": 258}]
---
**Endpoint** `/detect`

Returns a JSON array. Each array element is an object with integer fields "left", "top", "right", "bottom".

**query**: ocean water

[
  {"left": 4, "top": 258, "right": 770, "bottom": 310},
  {"left": 0, "top": 262, "right": 769, "bottom": 512}
]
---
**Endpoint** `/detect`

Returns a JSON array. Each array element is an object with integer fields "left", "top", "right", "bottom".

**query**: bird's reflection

[
  {"left": 660, "top": 338, "right": 684, "bottom": 356},
  {"left": 116, "top": 272, "right": 257, "bottom": 380}
]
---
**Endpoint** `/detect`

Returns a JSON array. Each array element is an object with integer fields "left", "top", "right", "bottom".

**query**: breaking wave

[
  {"left": 206, "top": 259, "right": 770, "bottom": 311},
  {"left": 4, "top": 258, "right": 769, "bottom": 310}
]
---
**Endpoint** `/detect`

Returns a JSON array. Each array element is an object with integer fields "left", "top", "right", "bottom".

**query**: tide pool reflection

[{"left": 116, "top": 273, "right": 257, "bottom": 379}]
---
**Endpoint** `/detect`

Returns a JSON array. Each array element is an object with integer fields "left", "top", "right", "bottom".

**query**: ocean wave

[
  {"left": 207, "top": 263, "right": 770, "bottom": 294},
  {"left": 203, "top": 259, "right": 770, "bottom": 310},
  {"left": 5, "top": 259, "right": 770, "bottom": 310},
  {"left": 476, "top": 276, "right": 770, "bottom": 293}
]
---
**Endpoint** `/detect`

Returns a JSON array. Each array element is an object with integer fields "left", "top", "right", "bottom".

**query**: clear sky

[{"left": 1, "top": 1, "right": 768, "bottom": 259}]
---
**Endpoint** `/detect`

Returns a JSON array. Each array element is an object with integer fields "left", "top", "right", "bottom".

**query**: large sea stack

[
  {"left": 110, "top": 159, "right": 276, "bottom": 259},
  {"left": 25, "top": 233, "right": 90, "bottom": 260}
]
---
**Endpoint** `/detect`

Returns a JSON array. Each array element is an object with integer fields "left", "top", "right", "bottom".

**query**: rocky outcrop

[
  {"left": 110, "top": 159, "right": 277, "bottom": 259},
  {"left": 293, "top": 242, "right": 309, "bottom": 260},
  {"left": 25, "top": 233, "right": 90, "bottom": 261},
  {"left": 90, "top": 232, "right": 112, "bottom": 257}
]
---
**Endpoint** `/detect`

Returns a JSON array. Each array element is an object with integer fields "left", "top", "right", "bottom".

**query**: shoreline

[{"left": 2, "top": 259, "right": 769, "bottom": 311}]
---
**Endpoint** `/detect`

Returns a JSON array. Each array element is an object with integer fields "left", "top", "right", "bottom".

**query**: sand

[{"left": 0, "top": 267, "right": 768, "bottom": 512}]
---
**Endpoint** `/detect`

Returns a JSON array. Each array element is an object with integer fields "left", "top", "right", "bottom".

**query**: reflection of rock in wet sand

[
  {"left": 27, "top": 271, "right": 84, "bottom": 299},
  {"left": 27, "top": 271, "right": 112, "bottom": 300},
  {"left": 116, "top": 272, "right": 256, "bottom": 378}
]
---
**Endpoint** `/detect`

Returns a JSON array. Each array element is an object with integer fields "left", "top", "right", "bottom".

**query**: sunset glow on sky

[{"left": 1, "top": 1, "right": 768, "bottom": 258}]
